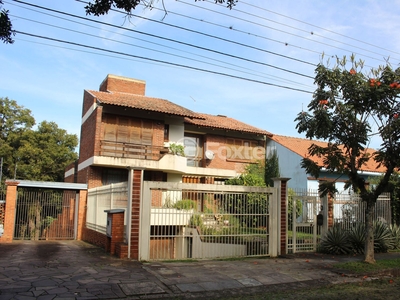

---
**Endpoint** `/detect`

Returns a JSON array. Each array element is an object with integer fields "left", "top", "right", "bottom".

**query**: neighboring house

[
  {"left": 266, "top": 134, "right": 386, "bottom": 192},
  {"left": 65, "top": 74, "right": 271, "bottom": 188}
]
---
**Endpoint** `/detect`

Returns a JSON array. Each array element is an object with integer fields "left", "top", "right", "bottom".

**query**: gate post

[
  {"left": 76, "top": 189, "right": 87, "bottom": 240},
  {"left": 0, "top": 181, "right": 19, "bottom": 243},
  {"left": 320, "top": 193, "right": 329, "bottom": 238},
  {"left": 273, "top": 178, "right": 290, "bottom": 256}
]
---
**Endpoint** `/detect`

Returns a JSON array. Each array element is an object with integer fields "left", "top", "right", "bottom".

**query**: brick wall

[
  {"left": 105, "top": 211, "right": 125, "bottom": 255},
  {"left": 82, "top": 227, "right": 107, "bottom": 249},
  {"left": 79, "top": 105, "right": 103, "bottom": 163},
  {"left": 280, "top": 180, "right": 288, "bottom": 255},
  {"left": 99, "top": 75, "right": 146, "bottom": 95},
  {"left": 82, "top": 90, "right": 96, "bottom": 117},
  {"left": 0, "top": 182, "right": 18, "bottom": 243},
  {"left": 152, "top": 121, "right": 165, "bottom": 148},
  {"left": 204, "top": 135, "right": 248, "bottom": 173},
  {"left": 130, "top": 169, "right": 142, "bottom": 260},
  {"left": 0, "top": 202, "right": 5, "bottom": 227},
  {"left": 77, "top": 166, "right": 103, "bottom": 188},
  {"left": 115, "top": 242, "right": 128, "bottom": 259},
  {"left": 64, "top": 161, "right": 78, "bottom": 183}
]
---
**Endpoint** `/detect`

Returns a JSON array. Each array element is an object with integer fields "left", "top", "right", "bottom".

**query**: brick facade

[
  {"left": 79, "top": 103, "right": 103, "bottom": 163},
  {"left": 0, "top": 182, "right": 18, "bottom": 243},
  {"left": 279, "top": 179, "right": 289, "bottom": 255},
  {"left": 130, "top": 169, "right": 142, "bottom": 260},
  {"left": 204, "top": 134, "right": 255, "bottom": 173},
  {"left": 105, "top": 210, "right": 125, "bottom": 255},
  {"left": 82, "top": 227, "right": 107, "bottom": 249},
  {"left": 99, "top": 74, "right": 146, "bottom": 95}
]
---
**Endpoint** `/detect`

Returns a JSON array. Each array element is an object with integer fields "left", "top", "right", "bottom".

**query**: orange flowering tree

[{"left": 295, "top": 55, "right": 400, "bottom": 263}]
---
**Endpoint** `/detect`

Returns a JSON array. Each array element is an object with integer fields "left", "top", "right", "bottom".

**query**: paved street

[{"left": 0, "top": 240, "right": 396, "bottom": 299}]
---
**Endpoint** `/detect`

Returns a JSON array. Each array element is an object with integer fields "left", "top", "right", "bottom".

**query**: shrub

[
  {"left": 318, "top": 225, "right": 352, "bottom": 255},
  {"left": 374, "top": 221, "right": 395, "bottom": 253},
  {"left": 319, "top": 222, "right": 397, "bottom": 255},
  {"left": 347, "top": 223, "right": 365, "bottom": 254},
  {"left": 173, "top": 199, "right": 196, "bottom": 210},
  {"left": 388, "top": 223, "right": 400, "bottom": 250}
]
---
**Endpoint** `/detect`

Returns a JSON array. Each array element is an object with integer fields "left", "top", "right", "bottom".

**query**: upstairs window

[
  {"left": 103, "top": 114, "right": 153, "bottom": 145},
  {"left": 226, "top": 138, "right": 264, "bottom": 162},
  {"left": 184, "top": 135, "right": 203, "bottom": 167}
]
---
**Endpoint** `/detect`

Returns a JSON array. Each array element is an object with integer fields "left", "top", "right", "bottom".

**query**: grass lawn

[
  {"left": 215, "top": 279, "right": 400, "bottom": 300},
  {"left": 211, "top": 256, "right": 400, "bottom": 300},
  {"left": 333, "top": 257, "right": 400, "bottom": 274}
]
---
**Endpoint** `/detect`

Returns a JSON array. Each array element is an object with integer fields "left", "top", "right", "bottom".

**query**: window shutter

[
  {"left": 117, "top": 117, "right": 129, "bottom": 143},
  {"left": 142, "top": 120, "right": 153, "bottom": 145},
  {"left": 104, "top": 115, "right": 117, "bottom": 141},
  {"left": 129, "top": 119, "right": 141, "bottom": 144}
]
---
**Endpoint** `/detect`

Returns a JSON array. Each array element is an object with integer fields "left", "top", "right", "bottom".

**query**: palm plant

[
  {"left": 347, "top": 223, "right": 365, "bottom": 254},
  {"left": 374, "top": 221, "right": 395, "bottom": 253},
  {"left": 318, "top": 225, "right": 352, "bottom": 255},
  {"left": 388, "top": 224, "right": 400, "bottom": 249}
]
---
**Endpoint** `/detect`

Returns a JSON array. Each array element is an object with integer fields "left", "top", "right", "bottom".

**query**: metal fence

[
  {"left": 141, "top": 182, "right": 276, "bottom": 261},
  {"left": 333, "top": 192, "right": 391, "bottom": 230},
  {"left": 287, "top": 188, "right": 392, "bottom": 253},
  {"left": 86, "top": 182, "right": 128, "bottom": 236},
  {"left": 14, "top": 188, "right": 77, "bottom": 240},
  {"left": 0, "top": 189, "right": 5, "bottom": 237},
  {"left": 288, "top": 189, "right": 322, "bottom": 253}
]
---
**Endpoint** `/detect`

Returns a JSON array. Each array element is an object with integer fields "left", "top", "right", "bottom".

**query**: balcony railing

[{"left": 100, "top": 140, "right": 169, "bottom": 160}]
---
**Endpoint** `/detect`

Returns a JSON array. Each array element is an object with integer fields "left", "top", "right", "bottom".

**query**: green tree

[
  {"left": 295, "top": 55, "right": 400, "bottom": 263},
  {"left": 388, "top": 174, "right": 400, "bottom": 225},
  {"left": 0, "top": 0, "right": 237, "bottom": 44},
  {"left": 0, "top": 97, "right": 78, "bottom": 182},
  {"left": 0, "top": 0, "right": 13, "bottom": 44},
  {"left": 0, "top": 97, "right": 35, "bottom": 183},
  {"left": 265, "top": 149, "right": 280, "bottom": 187},
  {"left": 16, "top": 121, "right": 78, "bottom": 182},
  {"left": 84, "top": 0, "right": 237, "bottom": 16}
]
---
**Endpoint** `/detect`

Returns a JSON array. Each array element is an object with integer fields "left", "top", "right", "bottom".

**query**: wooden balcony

[{"left": 100, "top": 140, "right": 169, "bottom": 160}]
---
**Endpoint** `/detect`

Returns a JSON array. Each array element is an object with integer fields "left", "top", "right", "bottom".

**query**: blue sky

[{"left": 1, "top": 0, "right": 400, "bottom": 150}]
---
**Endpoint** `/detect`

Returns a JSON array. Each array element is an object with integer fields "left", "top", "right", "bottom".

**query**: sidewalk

[{"left": 0, "top": 240, "right": 399, "bottom": 300}]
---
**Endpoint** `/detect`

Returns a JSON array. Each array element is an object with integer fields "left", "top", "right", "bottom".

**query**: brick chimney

[{"left": 99, "top": 74, "right": 146, "bottom": 95}]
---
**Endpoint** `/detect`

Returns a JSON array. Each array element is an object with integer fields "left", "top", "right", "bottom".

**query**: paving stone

[
  {"left": 175, "top": 283, "right": 205, "bottom": 293},
  {"left": 46, "top": 287, "right": 68, "bottom": 295},
  {"left": 237, "top": 278, "right": 263, "bottom": 287},
  {"left": 119, "top": 282, "right": 165, "bottom": 296},
  {"left": 32, "top": 279, "right": 58, "bottom": 288},
  {"left": 198, "top": 279, "right": 244, "bottom": 291}
]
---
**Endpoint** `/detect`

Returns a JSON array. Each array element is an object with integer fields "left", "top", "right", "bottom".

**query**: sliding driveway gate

[{"left": 140, "top": 182, "right": 279, "bottom": 261}]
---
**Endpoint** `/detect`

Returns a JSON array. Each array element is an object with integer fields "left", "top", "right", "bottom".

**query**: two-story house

[{"left": 65, "top": 74, "right": 271, "bottom": 188}]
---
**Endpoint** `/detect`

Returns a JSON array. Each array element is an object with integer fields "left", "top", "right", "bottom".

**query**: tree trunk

[{"left": 364, "top": 199, "right": 375, "bottom": 264}]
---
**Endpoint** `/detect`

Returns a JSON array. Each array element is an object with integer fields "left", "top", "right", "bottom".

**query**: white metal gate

[
  {"left": 288, "top": 189, "right": 392, "bottom": 254},
  {"left": 287, "top": 189, "right": 323, "bottom": 253},
  {"left": 140, "top": 182, "right": 279, "bottom": 261}
]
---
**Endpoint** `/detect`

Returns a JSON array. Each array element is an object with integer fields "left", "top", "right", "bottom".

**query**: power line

[
  {"left": 75, "top": 0, "right": 317, "bottom": 67},
  {"left": 10, "top": 0, "right": 314, "bottom": 79},
  {"left": 240, "top": 0, "right": 400, "bottom": 59},
  {"left": 10, "top": 12, "right": 311, "bottom": 87},
  {"left": 15, "top": 30, "right": 314, "bottom": 94},
  {"left": 176, "top": 0, "right": 399, "bottom": 64}
]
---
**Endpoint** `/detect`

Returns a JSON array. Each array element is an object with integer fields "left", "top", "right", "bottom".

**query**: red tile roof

[
  {"left": 185, "top": 113, "right": 272, "bottom": 136},
  {"left": 89, "top": 89, "right": 270, "bottom": 136},
  {"left": 271, "top": 135, "right": 385, "bottom": 173},
  {"left": 88, "top": 90, "right": 201, "bottom": 119}
]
